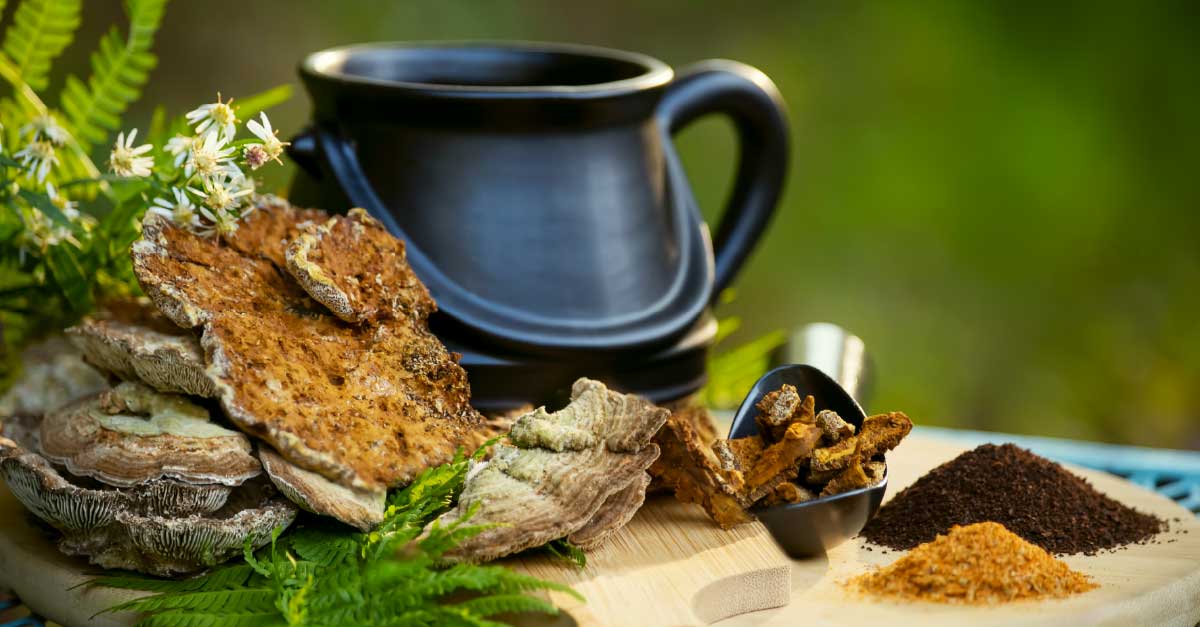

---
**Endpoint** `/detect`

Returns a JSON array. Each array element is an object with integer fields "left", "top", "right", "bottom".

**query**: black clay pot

[{"left": 288, "top": 41, "right": 789, "bottom": 409}]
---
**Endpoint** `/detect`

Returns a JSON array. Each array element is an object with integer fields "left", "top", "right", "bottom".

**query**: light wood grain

[{"left": 2, "top": 435, "right": 1198, "bottom": 627}]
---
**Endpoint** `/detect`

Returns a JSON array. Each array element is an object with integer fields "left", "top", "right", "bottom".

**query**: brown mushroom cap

[
  {"left": 39, "top": 382, "right": 261, "bottom": 488},
  {"left": 259, "top": 447, "right": 385, "bottom": 531},
  {"left": 1, "top": 436, "right": 231, "bottom": 528},
  {"left": 67, "top": 312, "right": 217, "bottom": 398},
  {"left": 0, "top": 435, "right": 296, "bottom": 577}
]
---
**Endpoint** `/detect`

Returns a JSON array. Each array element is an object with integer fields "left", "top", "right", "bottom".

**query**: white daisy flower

[
  {"left": 185, "top": 93, "right": 238, "bottom": 139},
  {"left": 109, "top": 129, "right": 154, "bottom": 178},
  {"left": 14, "top": 140, "right": 59, "bottom": 183},
  {"left": 45, "top": 182, "right": 81, "bottom": 221},
  {"left": 197, "top": 205, "right": 240, "bottom": 238},
  {"left": 194, "top": 172, "right": 254, "bottom": 215},
  {"left": 150, "top": 187, "right": 200, "bottom": 228},
  {"left": 165, "top": 134, "right": 195, "bottom": 167},
  {"left": 185, "top": 130, "right": 236, "bottom": 179},
  {"left": 21, "top": 115, "right": 70, "bottom": 146},
  {"left": 244, "top": 112, "right": 288, "bottom": 169}
]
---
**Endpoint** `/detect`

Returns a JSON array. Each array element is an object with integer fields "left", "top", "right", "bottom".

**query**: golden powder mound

[{"left": 847, "top": 521, "right": 1097, "bottom": 604}]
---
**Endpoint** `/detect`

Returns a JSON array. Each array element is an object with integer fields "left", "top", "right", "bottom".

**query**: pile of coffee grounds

[{"left": 860, "top": 443, "right": 1165, "bottom": 554}]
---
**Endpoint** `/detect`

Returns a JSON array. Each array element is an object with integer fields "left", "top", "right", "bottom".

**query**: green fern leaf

[
  {"left": 109, "top": 588, "right": 276, "bottom": 614},
  {"left": 59, "top": 0, "right": 167, "bottom": 150},
  {"left": 135, "top": 610, "right": 287, "bottom": 627},
  {"left": 288, "top": 525, "right": 360, "bottom": 567},
  {"left": 85, "top": 564, "right": 259, "bottom": 593},
  {"left": 453, "top": 593, "right": 559, "bottom": 618},
  {"left": 1, "top": 0, "right": 82, "bottom": 91}
]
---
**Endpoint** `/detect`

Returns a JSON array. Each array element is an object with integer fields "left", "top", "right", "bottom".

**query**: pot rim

[{"left": 300, "top": 40, "right": 675, "bottom": 98}]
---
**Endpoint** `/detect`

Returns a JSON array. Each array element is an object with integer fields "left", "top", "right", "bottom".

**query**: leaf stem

[{"left": 0, "top": 51, "right": 104, "bottom": 182}]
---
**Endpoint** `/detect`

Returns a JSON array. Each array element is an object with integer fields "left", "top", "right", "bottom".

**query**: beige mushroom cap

[
  {"left": 67, "top": 314, "right": 217, "bottom": 398},
  {"left": 0, "top": 435, "right": 296, "bottom": 577},
  {"left": 259, "top": 447, "right": 385, "bottom": 531},
  {"left": 39, "top": 382, "right": 261, "bottom": 488}
]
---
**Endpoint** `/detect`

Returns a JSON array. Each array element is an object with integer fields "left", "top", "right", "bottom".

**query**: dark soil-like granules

[{"left": 860, "top": 443, "right": 1166, "bottom": 554}]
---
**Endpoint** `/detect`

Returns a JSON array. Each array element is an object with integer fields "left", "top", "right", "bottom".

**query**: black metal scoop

[{"left": 729, "top": 364, "right": 887, "bottom": 557}]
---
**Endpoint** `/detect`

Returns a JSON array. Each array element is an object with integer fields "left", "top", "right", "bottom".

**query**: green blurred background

[{"left": 22, "top": 0, "right": 1199, "bottom": 449}]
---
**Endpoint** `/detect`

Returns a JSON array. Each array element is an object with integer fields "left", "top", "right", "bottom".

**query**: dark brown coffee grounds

[{"left": 860, "top": 443, "right": 1166, "bottom": 554}]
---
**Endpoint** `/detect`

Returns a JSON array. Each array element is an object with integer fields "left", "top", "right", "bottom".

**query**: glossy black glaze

[
  {"left": 288, "top": 41, "right": 788, "bottom": 408},
  {"left": 729, "top": 365, "right": 888, "bottom": 557}
]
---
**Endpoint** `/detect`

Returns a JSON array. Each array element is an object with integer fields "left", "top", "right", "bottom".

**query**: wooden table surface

[{"left": 2, "top": 434, "right": 1198, "bottom": 627}]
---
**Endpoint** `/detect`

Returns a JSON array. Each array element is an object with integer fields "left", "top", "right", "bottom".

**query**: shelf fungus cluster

[
  {"left": 650, "top": 385, "right": 912, "bottom": 528},
  {"left": 430, "top": 378, "right": 669, "bottom": 562},
  {"left": 0, "top": 375, "right": 295, "bottom": 576},
  {"left": 0, "top": 197, "right": 528, "bottom": 576}
]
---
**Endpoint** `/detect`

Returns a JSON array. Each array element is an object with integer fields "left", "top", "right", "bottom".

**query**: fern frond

[
  {"left": 59, "top": 0, "right": 167, "bottom": 150},
  {"left": 453, "top": 593, "right": 559, "bottom": 618},
  {"left": 288, "top": 525, "right": 360, "bottom": 567},
  {"left": 1, "top": 0, "right": 82, "bottom": 91},
  {"left": 135, "top": 610, "right": 286, "bottom": 627},
  {"left": 109, "top": 588, "right": 276, "bottom": 614},
  {"left": 544, "top": 538, "right": 587, "bottom": 568},
  {"left": 85, "top": 564, "right": 259, "bottom": 593}
]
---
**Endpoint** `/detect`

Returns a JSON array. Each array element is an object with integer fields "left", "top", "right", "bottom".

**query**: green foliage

[
  {"left": 60, "top": 0, "right": 167, "bottom": 149},
  {"left": 91, "top": 443, "right": 582, "bottom": 627},
  {"left": 542, "top": 539, "right": 586, "bottom": 569},
  {"left": 700, "top": 291, "right": 786, "bottom": 409},
  {"left": 2, "top": 0, "right": 82, "bottom": 91}
]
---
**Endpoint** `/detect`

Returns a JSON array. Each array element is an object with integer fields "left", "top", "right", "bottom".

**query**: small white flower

[
  {"left": 244, "top": 112, "right": 288, "bottom": 169},
  {"left": 21, "top": 115, "right": 70, "bottom": 146},
  {"left": 185, "top": 130, "right": 236, "bottom": 179},
  {"left": 185, "top": 93, "right": 238, "bottom": 139},
  {"left": 45, "top": 182, "right": 81, "bottom": 221},
  {"left": 197, "top": 205, "right": 240, "bottom": 238},
  {"left": 109, "top": 129, "right": 154, "bottom": 178},
  {"left": 150, "top": 187, "right": 200, "bottom": 228},
  {"left": 243, "top": 144, "right": 269, "bottom": 170},
  {"left": 14, "top": 140, "right": 59, "bottom": 183},
  {"left": 194, "top": 172, "right": 254, "bottom": 215},
  {"left": 165, "top": 134, "right": 195, "bottom": 167}
]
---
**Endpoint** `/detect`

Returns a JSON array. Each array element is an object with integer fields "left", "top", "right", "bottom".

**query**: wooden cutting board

[{"left": 2, "top": 435, "right": 1198, "bottom": 626}]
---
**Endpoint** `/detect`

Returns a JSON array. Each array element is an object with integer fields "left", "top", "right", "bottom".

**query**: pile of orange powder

[{"left": 846, "top": 522, "right": 1097, "bottom": 604}]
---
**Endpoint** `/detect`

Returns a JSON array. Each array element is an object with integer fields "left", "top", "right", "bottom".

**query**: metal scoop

[{"left": 728, "top": 326, "right": 886, "bottom": 557}]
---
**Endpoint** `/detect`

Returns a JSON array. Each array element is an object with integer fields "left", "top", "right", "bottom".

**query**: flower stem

[{"left": 0, "top": 52, "right": 104, "bottom": 182}]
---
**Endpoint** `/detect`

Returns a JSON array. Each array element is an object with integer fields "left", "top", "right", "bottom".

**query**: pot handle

[{"left": 657, "top": 60, "right": 790, "bottom": 298}]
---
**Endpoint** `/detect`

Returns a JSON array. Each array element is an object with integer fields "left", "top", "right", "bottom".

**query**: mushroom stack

[
  {"left": 0, "top": 196, "right": 512, "bottom": 576},
  {"left": 0, "top": 336, "right": 296, "bottom": 576}
]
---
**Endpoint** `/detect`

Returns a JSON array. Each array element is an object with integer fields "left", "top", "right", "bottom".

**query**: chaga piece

[
  {"left": 755, "top": 385, "right": 814, "bottom": 441},
  {"left": 649, "top": 409, "right": 751, "bottom": 529},
  {"left": 568, "top": 472, "right": 652, "bottom": 551},
  {"left": 286, "top": 208, "right": 434, "bottom": 324},
  {"left": 669, "top": 402, "right": 719, "bottom": 447},
  {"left": 431, "top": 379, "right": 667, "bottom": 561},
  {"left": 810, "top": 437, "right": 859, "bottom": 473},
  {"left": 804, "top": 465, "right": 842, "bottom": 487},
  {"left": 711, "top": 440, "right": 741, "bottom": 472},
  {"left": 39, "top": 382, "right": 261, "bottom": 488},
  {"left": 762, "top": 482, "right": 816, "bottom": 507},
  {"left": 132, "top": 200, "right": 486, "bottom": 493},
  {"left": 67, "top": 299, "right": 216, "bottom": 398},
  {"left": 856, "top": 412, "right": 913, "bottom": 459},
  {"left": 820, "top": 462, "right": 872, "bottom": 497},
  {"left": 816, "top": 409, "right": 855, "bottom": 443},
  {"left": 863, "top": 460, "right": 887, "bottom": 485},
  {"left": 727, "top": 436, "right": 765, "bottom": 470},
  {"left": 740, "top": 422, "right": 821, "bottom": 505}
]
